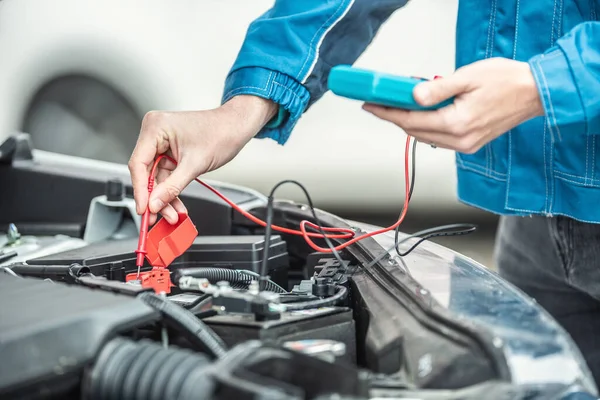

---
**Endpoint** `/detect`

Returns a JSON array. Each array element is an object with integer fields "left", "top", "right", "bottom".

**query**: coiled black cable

[
  {"left": 172, "top": 267, "right": 287, "bottom": 293},
  {"left": 84, "top": 337, "right": 214, "bottom": 400},
  {"left": 138, "top": 292, "right": 227, "bottom": 359},
  {"left": 283, "top": 285, "right": 348, "bottom": 311}
]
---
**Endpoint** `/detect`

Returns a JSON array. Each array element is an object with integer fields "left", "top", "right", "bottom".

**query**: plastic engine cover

[{"left": 0, "top": 274, "right": 159, "bottom": 399}]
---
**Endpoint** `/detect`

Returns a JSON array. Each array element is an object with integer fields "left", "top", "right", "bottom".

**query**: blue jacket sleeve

[
  {"left": 222, "top": 0, "right": 408, "bottom": 145},
  {"left": 529, "top": 22, "right": 600, "bottom": 138}
]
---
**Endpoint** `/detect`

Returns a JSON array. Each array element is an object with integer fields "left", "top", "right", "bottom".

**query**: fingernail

[{"left": 150, "top": 198, "right": 164, "bottom": 213}]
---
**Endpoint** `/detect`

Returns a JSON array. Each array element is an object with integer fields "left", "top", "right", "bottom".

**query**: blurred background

[{"left": 0, "top": 0, "right": 499, "bottom": 268}]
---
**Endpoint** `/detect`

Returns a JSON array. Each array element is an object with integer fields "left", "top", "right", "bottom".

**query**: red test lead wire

[
  {"left": 135, "top": 184, "right": 153, "bottom": 275},
  {"left": 136, "top": 135, "right": 412, "bottom": 262},
  {"left": 135, "top": 164, "right": 160, "bottom": 276},
  {"left": 296, "top": 136, "right": 411, "bottom": 252}
]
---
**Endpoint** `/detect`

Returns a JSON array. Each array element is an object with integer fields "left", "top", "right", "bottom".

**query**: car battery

[{"left": 204, "top": 306, "right": 356, "bottom": 364}]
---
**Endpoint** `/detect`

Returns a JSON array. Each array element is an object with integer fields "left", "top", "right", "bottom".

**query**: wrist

[{"left": 220, "top": 95, "right": 278, "bottom": 141}]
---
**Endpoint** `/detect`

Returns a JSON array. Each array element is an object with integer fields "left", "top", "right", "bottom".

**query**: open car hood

[{"left": 356, "top": 221, "right": 595, "bottom": 390}]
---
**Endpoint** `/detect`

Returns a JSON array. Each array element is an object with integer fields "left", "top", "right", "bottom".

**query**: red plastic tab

[
  {"left": 145, "top": 213, "right": 198, "bottom": 268},
  {"left": 126, "top": 268, "right": 173, "bottom": 294},
  {"left": 433, "top": 75, "right": 443, "bottom": 80}
]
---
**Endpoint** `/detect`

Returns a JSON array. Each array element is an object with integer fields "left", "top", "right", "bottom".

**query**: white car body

[{"left": 0, "top": 0, "right": 469, "bottom": 215}]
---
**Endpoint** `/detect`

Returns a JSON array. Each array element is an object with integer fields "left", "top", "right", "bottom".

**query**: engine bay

[
  {"left": 0, "top": 231, "right": 506, "bottom": 400},
  {"left": 0, "top": 134, "right": 596, "bottom": 400}
]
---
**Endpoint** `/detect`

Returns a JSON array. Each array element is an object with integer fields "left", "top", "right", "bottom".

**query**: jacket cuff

[
  {"left": 222, "top": 67, "right": 310, "bottom": 145},
  {"left": 528, "top": 48, "right": 586, "bottom": 138}
]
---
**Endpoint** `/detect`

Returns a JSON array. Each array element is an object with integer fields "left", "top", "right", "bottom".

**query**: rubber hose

[
  {"left": 84, "top": 337, "right": 214, "bottom": 400},
  {"left": 230, "top": 281, "right": 250, "bottom": 290},
  {"left": 138, "top": 292, "right": 227, "bottom": 359},
  {"left": 173, "top": 267, "right": 287, "bottom": 293},
  {"left": 174, "top": 267, "right": 241, "bottom": 284},
  {"left": 235, "top": 270, "right": 288, "bottom": 293},
  {"left": 284, "top": 285, "right": 348, "bottom": 311}
]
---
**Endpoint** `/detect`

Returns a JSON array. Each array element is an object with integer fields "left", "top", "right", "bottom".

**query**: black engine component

[
  {"left": 209, "top": 340, "right": 369, "bottom": 399},
  {"left": 83, "top": 338, "right": 368, "bottom": 400},
  {"left": 137, "top": 292, "right": 228, "bottom": 359},
  {"left": 203, "top": 306, "right": 356, "bottom": 364},
  {"left": 83, "top": 337, "right": 215, "bottom": 400},
  {"left": 24, "top": 238, "right": 143, "bottom": 269},
  {"left": 104, "top": 178, "right": 125, "bottom": 202},
  {"left": 0, "top": 273, "right": 160, "bottom": 399}
]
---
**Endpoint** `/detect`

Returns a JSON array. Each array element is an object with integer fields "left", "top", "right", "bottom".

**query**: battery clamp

[{"left": 179, "top": 276, "right": 284, "bottom": 321}]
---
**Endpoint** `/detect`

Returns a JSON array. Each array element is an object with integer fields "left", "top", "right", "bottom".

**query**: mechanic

[{"left": 128, "top": 1, "right": 600, "bottom": 384}]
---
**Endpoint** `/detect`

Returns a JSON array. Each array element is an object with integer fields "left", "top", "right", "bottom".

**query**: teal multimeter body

[{"left": 327, "top": 65, "right": 453, "bottom": 111}]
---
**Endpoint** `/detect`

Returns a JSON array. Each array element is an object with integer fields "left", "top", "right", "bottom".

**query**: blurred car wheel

[{"left": 22, "top": 75, "right": 140, "bottom": 164}]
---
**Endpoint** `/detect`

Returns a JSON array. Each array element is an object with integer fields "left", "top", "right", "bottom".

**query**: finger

[
  {"left": 171, "top": 197, "right": 188, "bottom": 215},
  {"left": 152, "top": 167, "right": 188, "bottom": 216},
  {"left": 149, "top": 212, "right": 158, "bottom": 226},
  {"left": 407, "top": 130, "right": 456, "bottom": 150},
  {"left": 408, "top": 130, "right": 484, "bottom": 154},
  {"left": 155, "top": 167, "right": 172, "bottom": 185},
  {"left": 363, "top": 104, "right": 450, "bottom": 132},
  {"left": 158, "top": 156, "right": 177, "bottom": 172},
  {"left": 128, "top": 152, "right": 151, "bottom": 216},
  {"left": 129, "top": 133, "right": 164, "bottom": 215},
  {"left": 148, "top": 162, "right": 197, "bottom": 214},
  {"left": 160, "top": 203, "right": 179, "bottom": 225},
  {"left": 413, "top": 75, "right": 469, "bottom": 107}
]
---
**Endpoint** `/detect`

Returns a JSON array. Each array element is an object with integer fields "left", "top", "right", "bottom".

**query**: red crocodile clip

[
  {"left": 145, "top": 213, "right": 198, "bottom": 268},
  {"left": 126, "top": 213, "right": 198, "bottom": 294}
]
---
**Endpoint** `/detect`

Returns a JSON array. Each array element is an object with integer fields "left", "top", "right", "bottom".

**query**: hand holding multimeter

[
  {"left": 326, "top": 59, "right": 544, "bottom": 156},
  {"left": 327, "top": 65, "right": 453, "bottom": 110}
]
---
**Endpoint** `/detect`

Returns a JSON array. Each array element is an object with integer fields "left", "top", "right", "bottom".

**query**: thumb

[
  {"left": 148, "top": 163, "right": 197, "bottom": 214},
  {"left": 413, "top": 76, "right": 468, "bottom": 107}
]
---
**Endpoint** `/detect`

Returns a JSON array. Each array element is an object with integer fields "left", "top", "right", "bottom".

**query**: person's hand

[
  {"left": 128, "top": 95, "right": 277, "bottom": 225},
  {"left": 362, "top": 58, "right": 544, "bottom": 153}
]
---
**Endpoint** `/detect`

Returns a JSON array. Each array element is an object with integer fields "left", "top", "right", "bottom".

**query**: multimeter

[{"left": 327, "top": 65, "right": 453, "bottom": 111}]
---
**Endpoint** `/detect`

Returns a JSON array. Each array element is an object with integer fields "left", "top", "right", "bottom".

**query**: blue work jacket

[{"left": 222, "top": 1, "right": 600, "bottom": 223}]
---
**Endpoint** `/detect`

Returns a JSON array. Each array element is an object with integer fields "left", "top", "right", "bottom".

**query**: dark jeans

[{"left": 495, "top": 215, "right": 600, "bottom": 385}]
